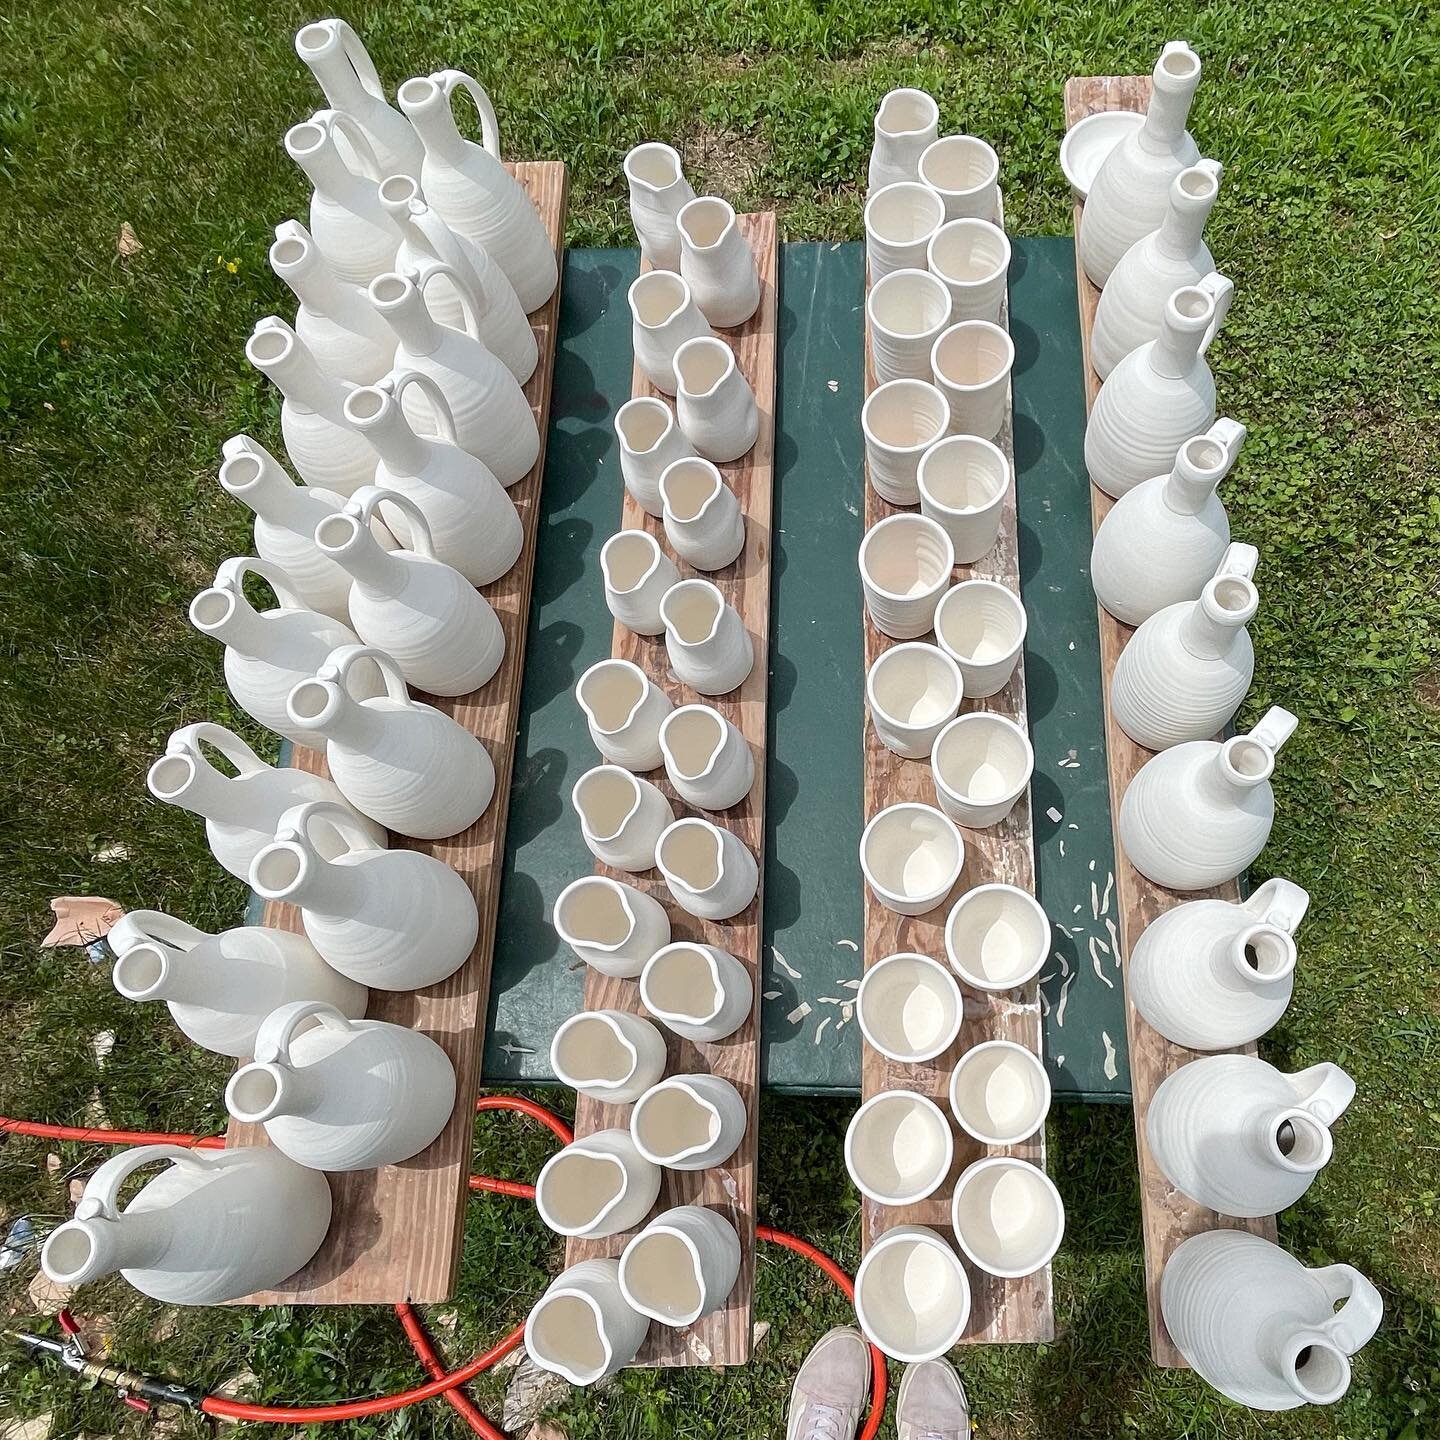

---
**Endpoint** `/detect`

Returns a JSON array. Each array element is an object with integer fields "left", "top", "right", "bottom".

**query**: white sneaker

[
  {"left": 786, "top": 1326, "right": 871, "bottom": 1440},
  {"left": 896, "top": 1357, "right": 971, "bottom": 1440}
]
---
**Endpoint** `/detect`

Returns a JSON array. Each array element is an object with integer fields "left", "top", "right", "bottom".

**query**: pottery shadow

[
  {"left": 554, "top": 258, "right": 626, "bottom": 352},
  {"left": 518, "top": 618, "right": 589, "bottom": 711},
  {"left": 1021, "top": 650, "right": 1060, "bottom": 728},
  {"left": 1009, "top": 313, "right": 1041, "bottom": 378},
  {"left": 491, "top": 867, "right": 562, "bottom": 982},
  {"left": 1011, "top": 409, "right": 1047, "bottom": 476},
  {"left": 504, "top": 744, "right": 570, "bottom": 849}
]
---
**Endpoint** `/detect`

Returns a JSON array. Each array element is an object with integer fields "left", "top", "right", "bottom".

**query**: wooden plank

[
  {"left": 226, "top": 161, "right": 569, "bottom": 1305},
  {"left": 564, "top": 212, "right": 778, "bottom": 1368},
  {"left": 859, "top": 199, "right": 1054, "bottom": 1343},
  {"left": 1064, "top": 77, "right": 1277, "bottom": 1367}
]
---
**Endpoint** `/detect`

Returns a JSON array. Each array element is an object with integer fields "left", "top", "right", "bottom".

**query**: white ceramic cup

[
  {"left": 844, "top": 1089, "right": 953, "bottom": 1205},
  {"left": 930, "top": 321, "right": 1014, "bottom": 441},
  {"left": 917, "top": 135, "right": 1000, "bottom": 222},
  {"left": 550, "top": 1009, "right": 668, "bottom": 1105},
  {"left": 933, "top": 580, "right": 1027, "bottom": 697},
  {"left": 916, "top": 435, "right": 1009, "bottom": 564},
  {"left": 864, "top": 182, "right": 945, "bottom": 282},
  {"left": 640, "top": 941, "right": 753, "bottom": 1043},
  {"left": 601, "top": 529, "right": 680, "bottom": 636},
  {"left": 868, "top": 269, "right": 953, "bottom": 385},
  {"left": 944, "top": 882, "right": 1050, "bottom": 992},
  {"left": 866, "top": 642, "right": 963, "bottom": 759},
  {"left": 856, "top": 953, "right": 964, "bottom": 1063},
  {"left": 930, "top": 712, "right": 1034, "bottom": 828},
  {"left": 948, "top": 1040, "right": 1052, "bottom": 1145},
  {"left": 927, "top": 218, "right": 1011, "bottom": 324},
  {"left": 859, "top": 514, "right": 955, "bottom": 641},
  {"left": 854, "top": 1224, "right": 972, "bottom": 1363},
  {"left": 860, "top": 802, "right": 965, "bottom": 916},
  {"left": 950, "top": 1157, "right": 1065, "bottom": 1278},
  {"left": 862, "top": 379, "right": 950, "bottom": 506}
]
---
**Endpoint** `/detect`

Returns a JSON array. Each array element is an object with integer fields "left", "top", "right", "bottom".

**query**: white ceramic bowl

[
  {"left": 845, "top": 1090, "right": 954, "bottom": 1206},
  {"left": 951, "top": 1157, "right": 1065, "bottom": 1279},
  {"left": 854, "top": 1224, "right": 972, "bottom": 1362},
  {"left": 856, "top": 953, "right": 964, "bottom": 1063},
  {"left": 944, "top": 882, "right": 1050, "bottom": 991},
  {"left": 948, "top": 1039, "right": 1052, "bottom": 1145},
  {"left": 1060, "top": 110, "right": 1145, "bottom": 198},
  {"left": 860, "top": 803, "right": 965, "bottom": 916}
]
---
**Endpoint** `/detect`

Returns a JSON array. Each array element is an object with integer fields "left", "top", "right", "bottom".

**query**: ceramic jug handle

[
  {"left": 332, "top": 18, "right": 386, "bottom": 102},
  {"left": 347, "top": 485, "right": 438, "bottom": 562},
  {"left": 384, "top": 366, "right": 463, "bottom": 447},
  {"left": 1212, "top": 541, "right": 1259, "bottom": 583},
  {"left": 408, "top": 257, "right": 489, "bottom": 333},
  {"left": 255, "top": 999, "right": 352, "bottom": 1066},
  {"left": 1248, "top": 705, "right": 1298, "bottom": 757},
  {"left": 1197, "top": 271, "right": 1234, "bottom": 355},
  {"left": 1241, "top": 877, "right": 1310, "bottom": 933},
  {"left": 75, "top": 1145, "right": 209, "bottom": 1222},
  {"left": 1311, "top": 1264, "right": 1385, "bottom": 1355},
  {"left": 434, "top": 70, "right": 501, "bottom": 157},
  {"left": 1207, "top": 416, "right": 1248, "bottom": 467},
  {"left": 167, "top": 721, "right": 269, "bottom": 779},
  {"left": 314, "top": 107, "right": 386, "bottom": 184},
  {"left": 214, "top": 555, "right": 311, "bottom": 616},
  {"left": 279, "top": 798, "right": 386, "bottom": 857},
  {"left": 1289, "top": 1061, "right": 1357, "bottom": 1125},
  {"left": 107, "top": 909, "right": 208, "bottom": 955},
  {"left": 322, "top": 643, "right": 411, "bottom": 707}
]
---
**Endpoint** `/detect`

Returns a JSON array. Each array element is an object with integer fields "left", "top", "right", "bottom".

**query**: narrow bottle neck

[
  {"left": 1162, "top": 458, "right": 1221, "bottom": 516},
  {"left": 204, "top": 596, "right": 275, "bottom": 661},
  {"left": 328, "top": 527, "right": 407, "bottom": 592},
  {"left": 356, "top": 402, "right": 430, "bottom": 474},
  {"left": 256, "top": 339, "right": 342, "bottom": 415},
  {"left": 306, "top": 51, "right": 368, "bottom": 113},
  {"left": 298, "top": 139, "right": 371, "bottom": 212},
  {"left": 280, "top": 251, "right": 348, "bottom": 321},
  {"left": 1178, "top": 598, "right": 1243, "bottom": 659},
  {"left": 1155, "top": 195, "right": 1209, "bottom": 258},
  {"left": 1151, "top": 322, "right": 1205, "bottom": 379},
  {"left": 408, "top": 96, "right": 467, "bottom": 164},
  {"left": 1143, "top": 69, "right": 1198, "bottom": 147},
  {"left": 376, "top": 290, "right": 440, "bottom": 357}
]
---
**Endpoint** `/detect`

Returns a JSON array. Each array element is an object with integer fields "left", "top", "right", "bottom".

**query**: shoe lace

[{"left": 800, "top": 1401, "right": 851, "bottom": 1440}]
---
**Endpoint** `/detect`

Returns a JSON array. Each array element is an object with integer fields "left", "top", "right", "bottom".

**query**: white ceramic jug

[
  {"left": 641, "top": 942, "right": 753, "bottom": 1043},
  {"left": 629, "top": 271, "right": 712, "bottom": 397},
  {"left": 226, "top": 1001, "right": 455, "bottom": 1171},
  {"left": 659, "top": 580, "right": 754, "bottom": 696},
  {"left": 1091, "top": 159, "right": 1223, "bottom": 377},
  {"left": 316, "top": 486, "right": 505, "bottom": 696},
  {"left": 1148, "top": 1055, "right": 1355, "bottom": 1217},
  {"left": 269, "top": 219, "right": 397, "bottom": 385},
  {"left": 108, "top": 909, "right": 365, "bottom": 1059},
  {"left": 1129, "top": 876, "right": 1309, "bottom": 1049},
  {"left": 41, "top": 1145, "right": 331, "bottom": 1305},
  {"left": 868, "top": 89, "right": 939, "bottom": 192},
  {"left": 630, "top": 1073, "right": 747, "bottom": 1171},
  {"left": 535, "top": 1129, "right": 662, "bottom": 1238},
  {"left": 1085, "top": 275, "right": 1232, "bottom": 498},
  {"left": 673, "top": 336, "right": 759, "bottom": 463},
  {"left": 625, "top": 143, "right": 696, "bottom": 270},
  {"left": 615, "top": 397, "right": 696, "bottom": 515},
  {"left": 619, "top": 1207, "right": 741, "bottom": 1327},
  {"left": 552, "top": 875, "right": 671, "bottom": 977},
  {"left": 677, "top": 197, "right": 760, "bottom": 328},
  {"left": 571, "top": 765, "right": 674, "bottom": 871},
  {"left": 601, "top": 530, "right": 680, "bottom": 636},
  {"left": 245, "top": 316, "right": 377, "bottom": 496},
  {"left": 147, "top": 719, "right": 383, "bottom": 881},
  {"left": 343, "top": 374, "right": 522, "bottom": 583},
  {"left": 659, "top": 457, "right": 745, "bottom": 571},
  {"left": 287, "top": 644, "right": 494, "bottom": 839},
  {"left": 549, "top": 1010, "right": 668, "bottom": 1105},
  {"left": 1161, "top": 1231, "right": 1383, "bottom": 1410},
  {"left": 853, "top": 1224, "right": 970, "bottom": 1363},
  {"left": 1090, "top": 417, "right": 1245, "bottom": 625},
  {"left": 189, "top": 555, "right": 365, "bottom": 747},
  {"left": 655, "top": 818, "right": 758, "bottom": 920},
  {"left": 397, "top": 70, "right": 556, "bottom": 312},
  {"left": 576, "top": 658, "right": 673, "bottom": 770},
  {"left": 1079, "top": 42, "right": 1204, "bottom": 286},
  {"left": 1119, "top": 705, "right": 1297, "bottom": 890},
  {"left": 658, "top": 704, "right": 754, "bottom": 810},
  {"left": 524, "top": 1259, "right": 649, "bottom": 1386},
  {"left": 249, "top": 800, "right": 478, "bottom": 990}
]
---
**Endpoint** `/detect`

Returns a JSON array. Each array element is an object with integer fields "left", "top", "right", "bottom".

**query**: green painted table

[{"left": 478, "top": 239, "right": 1130, "bottom": 1102}]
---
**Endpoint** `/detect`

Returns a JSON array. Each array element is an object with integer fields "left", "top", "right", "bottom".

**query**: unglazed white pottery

[
  {"left": 933, "top": 579, "right": 1027, "bottom": 697},
  {"left": 867, "top": 268, "right": 952, "bottom": 385},
  {"left": 659, "top": 580, "right": 754, "bottom": 695},
  {"left": 917, "top": 134, "right": 1000, "bottom": 222},
  {"left": 655, "top": 817, "right": 759, "bottom": 920},
  {"left": 1129, "top": 877, "right": 1309, "bottom": 1049},
  {"left": 865, "top": 642, "right": 963, "bottom": 760},
  {"left": 287, "top": 644, "right": 494, "bottom": 839},
  {"left": 944, "top": 882, "right": 1049, "bottom": 992},
  {"left": 855, "top": 953, "right": 962, "bottom": 1064},
  {"left": 525, "top": 1259, "right": 648, "bottom": 1386},
  {"left": 630, "top": 1073, "right": 747, "bottom": 1171},
  {"left": 1059, "top": 110, "right": 1144, "bottom": 199},
  {"left": 41, "top": 1144, "right": 331, "bottom": 1306},
  {"left": 1161, "top": 1231, "right": 1383, "bottom": 1410},
  {"left": 398, "top": 70, "right": 557, "bottom": 312},
  {"left": 1148, "top": 1055, "right": 1355, "bottom": 1218},
  {"left": 576, "top": 658, "right": 673, "bottom": 770},
  {"left": 1079, "top": 41, "right": 1204, "bottom": 287},
  {"left": 862, "top": 378, "right": 950, "bottom": 505},
  {"left": 550, "top": 1010, "right": 668, "bottom": 1106},
  {"left": 673, "top": 335, "right": 759, "bottom": 463},
  {"left": 552, "top": 875, "right": 671, "bottom": 978},
  {"left": 570, "top": 765, "right": 674, "bottom": 871},
  {"left": 930, "top": 320, "right": 1013, "bottom": 441},
  {"left": 245, "top": 316, "right": 376, "bottom": 495},
  {"left": 628, "top": 271, "right": 712, "bottom": 396},
  {"left": 853, "top": 1225, "right": 971, "bottom": 1364},
  {"left": 930, "top": 712, "right": 1035, "bottom": 828},
  {"left": 951, "top": 1157, "right": 1064, "bottom": 1279},
  {"left": 916, "top": 435, "right": 1008, "bottom": 563},
  {"left": 108, "top": 909, "right": 365, "bottom": 1059},
  {"left": 1091, "top": 159, "right": 1223, "bottom": 377},
  {"left": 1091, "top": 417, "right": 1245, "bottom": 624},
  {"left": 658, "top": 704, "right": 754, "bottom": 810},
  {"left": 864, "top": 182, "right": 945, "bottom": 282},
  {"left": 1120, "top": 705, "right": 1297, "bottom": 890},
  {"left": 659, "top": 457, "right": 745, "bottom": 571},
  {"left": 860, "top": 802, "right": 964, "bottom": 916},
  {"left": 147, "top": 719, "right": 383, "bottom": 881},
  {"left": 601, "top": 531, "right": 680, "bottom": 637},
  {"left": 620, "top": 1206, "right": 741, "bottom": 1328},
  {"left": 249, "top": 800, "right": 478, "bottom": 990},
  {"left": 868, "top": 89, "right": 939, "bottom": 192},
  {"left": 225, "top": 1000, "right": 455, "bottom": 1171},
  {"left": 189, "top": 555, "right": 365, "bottom": 748},
  {"left": 677, "top": 196, "right": 759, "bottom": 328},
  {"left": 927, "top": 219, "right": 1010, "bottom": 325},
  {"left": 640, "top": 942, "right": 753, "bottom": 1042},
  {"left": 625, "top": 142, "right": 696, "bottom": 270},
  {"left": 615, "top": 396, "right": 696, "bottom": 515},
  {"left": 535, "top": 1129, "right": 662, "bottom": 1239},
  {"left": 859, "top": 514, "right": 954, "bottom": 640},
  {"left": 948, "top": 1040, "right": 1051, "bottom": 1145}
]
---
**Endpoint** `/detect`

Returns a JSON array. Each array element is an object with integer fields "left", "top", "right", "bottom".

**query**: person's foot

[
  {"left": 786, "top": 1326, "right": 871, "bottom": 1440},
  {"left": 896, "top": 1357, "right": 971, "bottom": 1440}
]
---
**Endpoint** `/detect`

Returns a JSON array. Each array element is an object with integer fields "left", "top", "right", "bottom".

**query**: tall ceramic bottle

[
  {"left": 1090, "top": 417, "right": 1245, "bottom": 624},
  {"left": 397, "top": 70, "right": 557, "bottom": 312},
  {"left": 1119, "top": 705, "right": 1297, "bottom": 890},
  {"left": 1111, "top": 542, "right": 1259, "bottom": 750},
  {"left": 1091, "top": 159, "right": 1223, "bottom": 376},
  {"left": 1084, "top": 275, "right": 1232, "bottom": 498},
  {"left": 367, "top": 268, "right": 539, "bottom": 486},
  {"left": 1079, "top": 42, "right": 1204, "bottom": 286}
]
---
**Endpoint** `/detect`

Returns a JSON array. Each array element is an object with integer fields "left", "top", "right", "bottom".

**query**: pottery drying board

[
  {"left": 1065, "top": 76, "right": 1279, "bottom": 1367},
  {"left": 857, "top": 198, "right": 1055, "bottom": 1344},
  {"left": 225, "top": 161, "right": 568, "bottom": 1306}
]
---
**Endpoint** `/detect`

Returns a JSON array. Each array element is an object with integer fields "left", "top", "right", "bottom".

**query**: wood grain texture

[
  {"left": 860, "top": 199, "right": 1054, "bottom": 1344},
  {"left": 225, "top": 162, "right": 569, "bottom": 1305},
  {"left": 1065, "top": 77, "right": 1277, "bottom": 1367},
  {"left": 563, "top": 213, "right": 778, "bottom": 1368}
]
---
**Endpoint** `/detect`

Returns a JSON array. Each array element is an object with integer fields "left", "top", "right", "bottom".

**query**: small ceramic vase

[
  {"left": 859, "top": 514, "right": 954, "bottom": 640},
  {"left": 615, "top": 396, "right": 696, "bottom": 515},
  {"left": 927, "top": 219, "right": 1010, "bottom": 324},
  {"left": 575, "top": 658, "right": 673, "bottom": 770},
  {"left": 916, "top": 435, "right": 1008, "bottom": 562},
  {"left": 860, "top": 803, "right": 964, "bottom": 916},
  {"left": 601, "top": 530, "right": 680, "bottom": 636},
  {"left": 930, "top": 320, "right": 1014, "bottom": 441},
  {"left": 552, "top": 875, "right": 671, "bottom": 978},
  {"left": 846, "top": 1090, "right": 953, "bottom": 1205},
  {"left": 625, "top": 142, "right": 697, "bottom": 270},
  {"left": 570, "top": 765, "right": 674, "bottom": 871},
  {"left": 620, "top": 1207, "right": 741, "bottom": 1327},
  {"left": 659, "top": 457, "right": 745, "bottom": 571},
  {"left": 550, "top": 1010, "right": 668, "bottom": 1105},
  {"left": 659, "top": 580, "right": 754, "bottom": 695},
  {"left": 868, "top": 89, "right": 939, "bottom": 192},
  {"left": 917, "top": 134, "right": 1000, "bottom": 222},
  {"left": 535, "top": 1129, "right": 662, "bottom": 1239},
  {"left": 658, "top": 704, "right": 754, "bottom": 810},
  {"left": 628, "top": 271, "right": 712, "bottom": 396},
  {"left": 655, "top": 817, "right": 759, "bottom": 920},
  {"left": 933, "top": 579, "right": 1027, "bottom": 698},
  {"left": 673, "top": 336, "right": 759, "bottom": 463},
  {"left": 930, "top": 712, "right": 1034, "bottom": 828},
  {"left": 630, "top": 1073, "right": 747, "bottom": 1171},
  {"left": 948, "top": 1040, "right": 1050, "bottom": 1145},
  {"left": 677, "top": 197, "right": 760, "bottom": 327},
  {"left": 855, "top": 953, "right": 963, "bottom": 1063},
  {"left": 944, "top": 882, "right": 1050, "bottom": 991},
  {"left": 951, "top": 1157, "right": 1064, "bottom": 1278},
  {"left": 854, "top": 1225, "right": 970, "bottom": 1363},
  {"left": 867, "top": 268, "right": 951, "bottom": 385},
  {"left": 862, "top": 379, "right": 950, "bottom": 505},
  {"left": 640, "top": 942, "right": 753, "bottom": 1042},
  {"left": 864, "top": 182, "right": 945, "bottom": 282},
  {"left": 525, "top": 1260, "right": 648, "bottom": 1386},
  {"left": 866, "top": 642, "right": 963, "bottom": 760}
]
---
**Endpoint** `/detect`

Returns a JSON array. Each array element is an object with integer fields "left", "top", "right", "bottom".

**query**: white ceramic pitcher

[
  {"left": 570, "top": 765, "right": 674, "bottom": 871},
  {"left": 628, "top": 271, "right": 712, "bottom": 397},
  {"left": 630, "top": 1074, "right": 747, "bottom": 1171},
  {"left": 550, "top": 1010, "right": 667, "bottom": 1105},
  {"left": 673, "top": 335, "right": 759, "bottom": 463},
  {"left": 655, "top": 817, "right": 759, "bottom": 920},
  {"left": 576, "top": 658, "right": 673, "bottom": 770},
  {"left": 615, "top": 396, "right": 697, "bottom": 515},
  {"left": 552, "top": 875, "right": 671, "bottom": 978},
  {"left": 658, "top": 704, "right": 754, "bottom": 811},
  {"left": 868, "top": 89, "right": 939, "bottom": 192},
  {"left": 535, "top": 1129, "right": 662, "bottom": 1238},
  {"left": 641, "top": 942, "right": 753, "bottom": 1043},
  {"left": 524, "top": 1259, "right": 648, "bottom": 1386},
  {"left": 659, "top": 457, "right": 746, "bottom": 571},
  {"left": 625, "top": 143, "right": 696, "bottom": 270},
  {"left": 601, "top": 530, "right": 680, "bottom": 636},
  {"left": 659, "top": 580, "right": 754, "bottom": 695},
  {"left": 677, "top": 197, "right": 760, "bottom": 328},
  {"left": 619, "top": 1207, "right": 741, "bottom": 1327}
]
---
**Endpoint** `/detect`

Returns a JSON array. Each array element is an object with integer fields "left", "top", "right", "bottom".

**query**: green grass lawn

[{"left": 2, "top": 1, "right": 1439, "bottom": 1436}]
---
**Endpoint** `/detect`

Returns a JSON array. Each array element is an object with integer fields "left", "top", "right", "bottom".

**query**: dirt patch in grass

[{"left": 685, "top": 123, "right": 773, "bottom": 207}]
